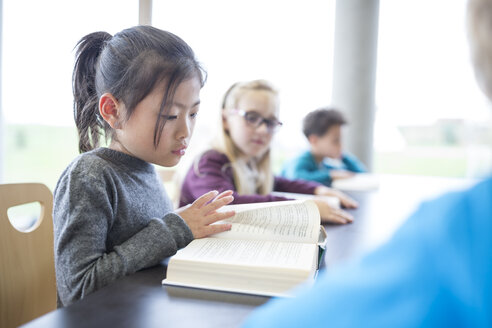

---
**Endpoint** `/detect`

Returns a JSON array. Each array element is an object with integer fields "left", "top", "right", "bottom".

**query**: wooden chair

[{"left": 0, "top": 183, "right": 57, "bottom": 328}]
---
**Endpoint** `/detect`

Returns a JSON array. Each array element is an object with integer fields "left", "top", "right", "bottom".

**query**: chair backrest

[{"left": 0, "top": 183, "right": 57, "bottom": 328}]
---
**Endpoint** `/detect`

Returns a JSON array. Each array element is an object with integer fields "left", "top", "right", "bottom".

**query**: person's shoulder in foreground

[{"left": 243, "top": 177, "right": 492, "bottom": 327}]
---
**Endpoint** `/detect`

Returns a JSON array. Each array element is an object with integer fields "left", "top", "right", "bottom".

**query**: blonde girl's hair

[{"left": 210, "top": 79, "right": 278, "bottom": 195}]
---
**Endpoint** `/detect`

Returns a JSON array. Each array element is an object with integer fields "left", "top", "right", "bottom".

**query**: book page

[
  {"left": 271, "top": 191, "right": 340, "bottom": 209},
  {"left": 164, "top": 238, "right": 318, "bottom": 296},
  {"left": 169, "top": 238, "right": 316, "bottom": 268},
  {"left": 213, "top": 200, "right": 320, "bottom": 244}
]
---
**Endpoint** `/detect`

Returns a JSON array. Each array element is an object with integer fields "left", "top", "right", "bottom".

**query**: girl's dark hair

[
  {"left": 72, "top": 26, "right": 206, "bottom": 153},
  {"left": 302, "top": 108, "right": 347, "bottom": 138}
]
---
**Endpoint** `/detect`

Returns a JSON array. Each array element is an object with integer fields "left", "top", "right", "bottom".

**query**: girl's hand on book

[
  {"left": 314, "top": 186, "right": 358, "bottom": 208},
  {"left": 177, "top": 190, "right": 235, "bottom": 239},
  {"left": 313, "top": 199, "right": 354, "bottom": 224}
]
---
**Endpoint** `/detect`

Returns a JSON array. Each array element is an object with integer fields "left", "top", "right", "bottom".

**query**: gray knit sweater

[{"left": 53, "top": 147, "right": 193, "bottom": 306}]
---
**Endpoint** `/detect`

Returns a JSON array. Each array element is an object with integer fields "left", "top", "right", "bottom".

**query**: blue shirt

[
  {"left": 281, "top": 150, "right": 366, "bottom": 186},
  {"left": 243, "top": 177, "right": 492, "bottom": 327}
]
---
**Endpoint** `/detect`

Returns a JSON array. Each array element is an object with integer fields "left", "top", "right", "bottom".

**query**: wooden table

[{"left": 21, "top": 174, "right": 475, "bottom": 328}]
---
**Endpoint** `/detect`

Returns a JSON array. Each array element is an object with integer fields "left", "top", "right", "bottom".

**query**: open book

[
  {"left": 270, "top": 191, "right": 340, "bottom": 209},
  {"left": 162, "top": 200, "right": 326, "bottom": 297}
]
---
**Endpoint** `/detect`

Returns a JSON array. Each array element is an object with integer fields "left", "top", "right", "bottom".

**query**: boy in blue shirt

[{"left": 282, "top": 108, "right": 366, "bottom": 186}]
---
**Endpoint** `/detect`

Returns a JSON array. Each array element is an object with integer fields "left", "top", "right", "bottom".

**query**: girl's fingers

[
  {"left": 338, "top": 209, "right": 354, "bottom": 222},
  {"left": 204, "top": 223, "right": 232, "bottom": 236},
  {"left": 328, "top": 189, "right": 358, "bottom": 209},
  {"left": 213, "top": 190, "right": 234, "bottom": 201},
  {"left": 202, "top": 195, "right": 234, "bottom": 215},
  {"left": 320, "top": 188, "right": 358, "bottom": 209},
  {"left": 192, "top": 190, "right": 219, "bottom": 208},
  {"left": 322, "top": 209, "right": 353, "bottom": 224},
  {"left": 204, "top": 210, "right": 236, "bottom": 225},
  {"left": 333, "top": 208, "right": 353, "bottom": 222},
  {"left": 338, "top": 209, "right": 354, "bottom": 223},
  {"left": 322, "top": 214, "right": 347, "bottom": 224},
  {"left": 341, "top": 196, "right": 358, "bottom": 209}
]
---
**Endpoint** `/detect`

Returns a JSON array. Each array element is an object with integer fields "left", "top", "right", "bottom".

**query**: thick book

[
  {"left": 162, "top": 200, "right": 326, "bottom": 297},
  {"left": 270, "top": 191, "right": 340, "bottom": 208}
]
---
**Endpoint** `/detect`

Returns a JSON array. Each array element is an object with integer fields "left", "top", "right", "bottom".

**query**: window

[
  {"left": 2, "top": 0, "right": 138, "bottom": 189},
  {"left": 374, "top": 0, "right": 492, "bottom": 178},
  {"left": 3, "top": 0, "right": 487, "bottom": 192},
  {"left": 152, "top": 0, "right": 336, "bottom": 174}
]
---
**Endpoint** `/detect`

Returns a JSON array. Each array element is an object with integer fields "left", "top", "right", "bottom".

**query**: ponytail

[{"left": 72, "top": 32, "right": 112, "bottom": 153}]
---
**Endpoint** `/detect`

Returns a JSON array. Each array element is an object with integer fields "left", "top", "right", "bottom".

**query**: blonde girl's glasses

[{"left": 232, "top": 109, "right": 283, "bottom": 133}]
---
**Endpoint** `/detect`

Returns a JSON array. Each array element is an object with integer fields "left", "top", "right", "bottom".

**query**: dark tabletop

[{"left": 22, "top": 174, "right": 474, "bottom": 328}]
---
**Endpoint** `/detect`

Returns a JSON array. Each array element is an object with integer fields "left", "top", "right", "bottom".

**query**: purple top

[{"left": 179, "top": 149, "right": 321, "bottom": 207}]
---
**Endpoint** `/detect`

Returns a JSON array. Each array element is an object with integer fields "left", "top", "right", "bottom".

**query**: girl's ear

[{"left": 99, "top": 93, "right": 122, "bottom": 129}]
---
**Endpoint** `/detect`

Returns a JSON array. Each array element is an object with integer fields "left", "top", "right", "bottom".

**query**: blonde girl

[{"left": 180, "top": 79, "right": 357, "bottom": 223}]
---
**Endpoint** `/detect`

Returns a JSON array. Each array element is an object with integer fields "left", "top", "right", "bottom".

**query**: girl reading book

[
  {"left": 53, "top": 26, "right": 235, "bottom": 307},
  {"left": 180, "top": 79, "right": 357, "bottom": 224}
]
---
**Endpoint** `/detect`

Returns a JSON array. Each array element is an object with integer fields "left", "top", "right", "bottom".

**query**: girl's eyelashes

[
  {"left": 162, "top": 115, "right": 178, "bottom": 120},
  {"left": 161, "top": 111, "right": 198, "bottom": 120}
]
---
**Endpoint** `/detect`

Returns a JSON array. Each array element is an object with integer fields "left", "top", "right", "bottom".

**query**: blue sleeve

[
  {"left": 342, "top": 152, "right": 367, "bottom": 173},
  {"left": 282, "top": 152, "right": 332, "bottom": 186},
  {"left": 243, "top": 179, "right": 492, "bottom": 327}
]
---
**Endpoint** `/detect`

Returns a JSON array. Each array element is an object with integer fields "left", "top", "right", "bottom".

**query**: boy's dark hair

[
  {"left": 302, "top": 108, "right": 347, "bottom": 138},
  {"left": 72, "top": 26, "right": 206, "bottom": 153}
]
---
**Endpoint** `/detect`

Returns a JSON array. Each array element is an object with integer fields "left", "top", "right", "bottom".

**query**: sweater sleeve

[
  {"left": 274, "top": 176, "right": 321, "bottom": 195},
  {"left": 179, "top": 150, "right": 291, "bottom": 206},
  {"left": 342, "top": 153, "right": 367, "bottom": 173},
  {"left": 54, "top": 168, "right": 193, "bottom": 306}
]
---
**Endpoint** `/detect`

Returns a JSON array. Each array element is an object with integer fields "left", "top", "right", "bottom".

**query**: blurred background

[{"left": 2, "top": 0, "right": 492, "bottom": 193}]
